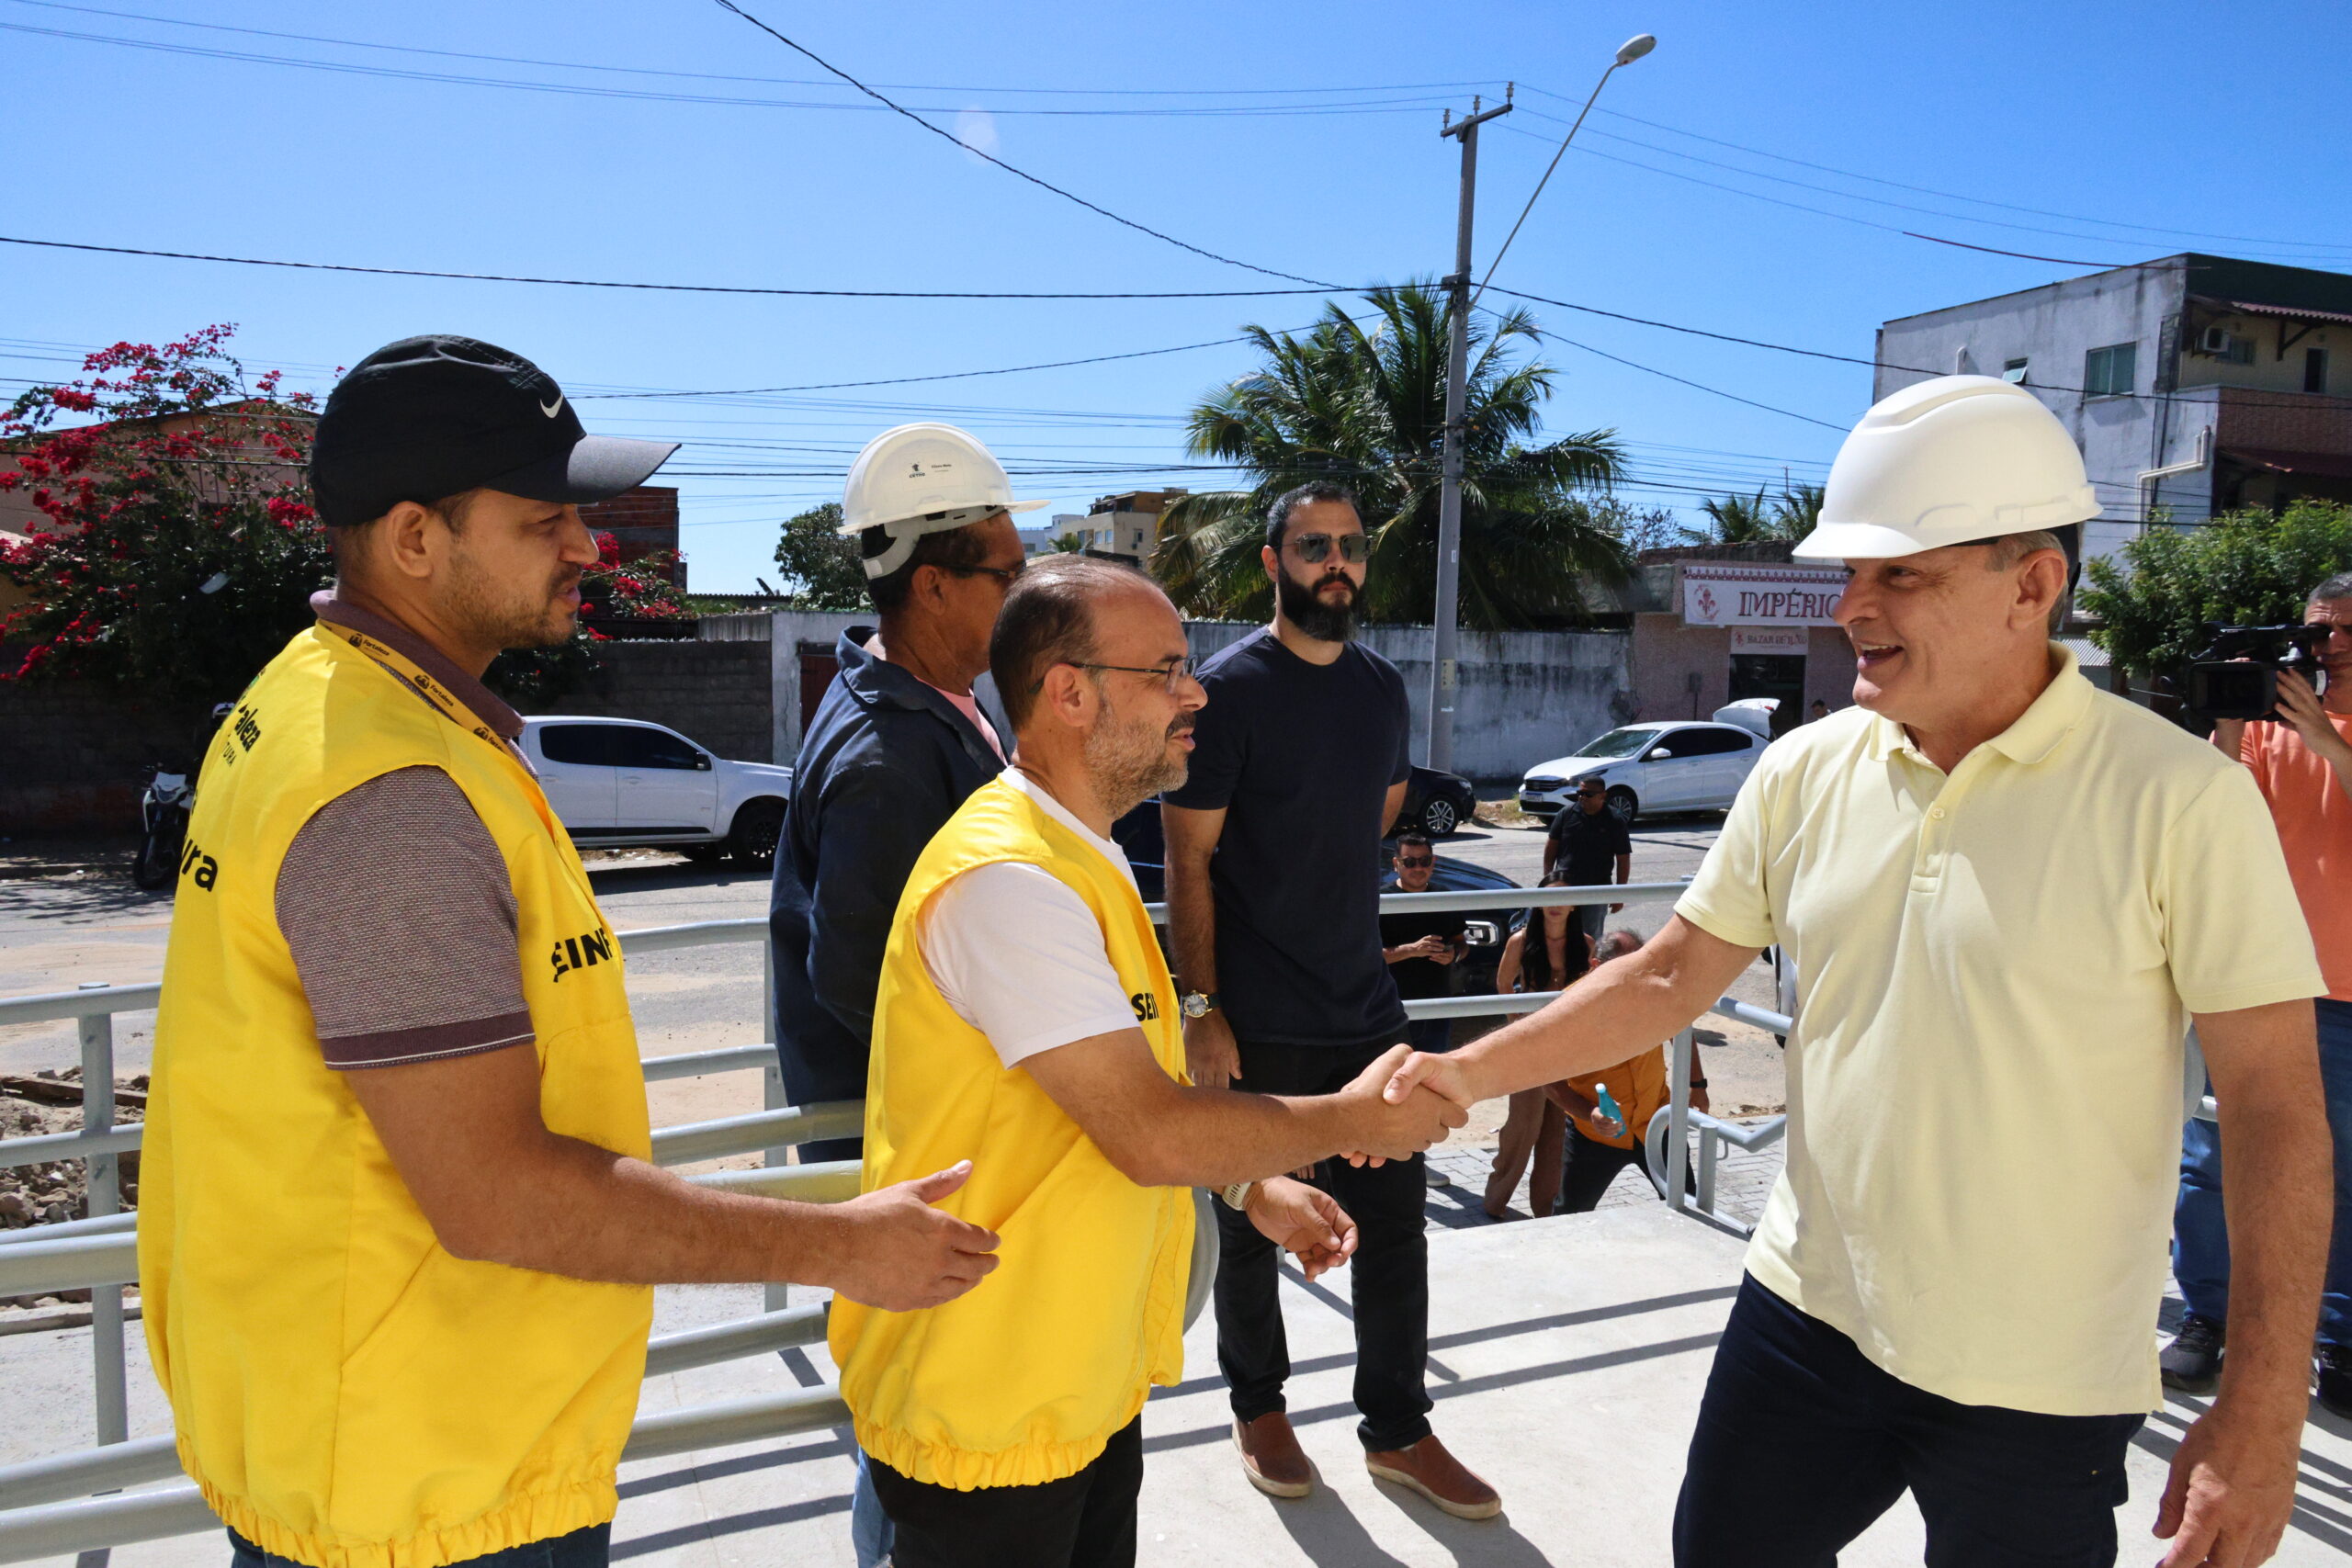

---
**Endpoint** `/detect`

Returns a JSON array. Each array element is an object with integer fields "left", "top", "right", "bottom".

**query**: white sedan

[
  {"left": 520, "top": 716, "right": 794, "bottom": 868},
  {"left": 1518, "top": 721, "right": 1766, "bottom": 825}
]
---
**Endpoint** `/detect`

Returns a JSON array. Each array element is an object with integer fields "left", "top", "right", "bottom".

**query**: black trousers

[
  {"left": 868, "top": 1417, "right": 1142, "bottom": 1568},
  {"left": 1214, "top": 1038, "right": 1433, "bottom": 1454},
  {"left": 1556, "top": 1122, "right": 1692, "bottom": 1213},
  {"left": 1676, "top": 1276, "right": 2143, "bottom": 1567}
]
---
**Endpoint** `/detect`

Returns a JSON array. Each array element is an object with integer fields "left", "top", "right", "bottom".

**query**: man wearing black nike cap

[{"left": 141, "top": 336, "right": 1000, "bottom": 1568}]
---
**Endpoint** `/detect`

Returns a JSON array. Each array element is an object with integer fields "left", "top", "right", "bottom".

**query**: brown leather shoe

[
  {"left": 1365, "top": 1434, "right": 1501, "bottom": 1520},
  {"left": 1235, "top": 1413, "right": 1313, "bottom": 1498}
]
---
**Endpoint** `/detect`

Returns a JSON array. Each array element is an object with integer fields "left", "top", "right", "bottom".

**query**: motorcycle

[
  {"left": 132, "top": 766, "right": 194, "bottom": 889},
  {"left": 131, "top": 704, "right": 234, "bottom": 891}
]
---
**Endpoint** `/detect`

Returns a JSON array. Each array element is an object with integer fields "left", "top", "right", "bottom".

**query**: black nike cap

[{"left": 308, "top": 334, "right": 678, "bottom": 527}]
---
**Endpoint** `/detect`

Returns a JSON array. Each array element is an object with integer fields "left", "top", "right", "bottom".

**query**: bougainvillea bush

[
  {"left": 0, "top": 325, "right": 330, "bottom": 704},
  {"left": 1, "top": 325, "right": 694, "bottom": 708}
]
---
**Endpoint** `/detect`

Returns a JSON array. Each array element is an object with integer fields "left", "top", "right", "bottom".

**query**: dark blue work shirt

[
  {"left": 1164, "top": 627, "right": 1413, "bottom": 1049},
  {"left": 768, "top": 628, "right": 1002, "bottom": 1127}
]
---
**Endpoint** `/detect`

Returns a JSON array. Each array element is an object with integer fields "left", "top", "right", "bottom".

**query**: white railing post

[
  {"left": 762, "top": 939, "right": 789, "bottom": 1314},
  {"left": 1666, "top": 1028, "right": 1693, "bottom": 1216},
  {"left": 75, "top": 991, "right": 127, "bottom": 1452}
]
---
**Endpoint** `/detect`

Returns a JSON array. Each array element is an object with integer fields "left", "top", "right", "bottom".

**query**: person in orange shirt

[{"left": 2165, "top": 570, "right": 2352, "bottom": 1407}]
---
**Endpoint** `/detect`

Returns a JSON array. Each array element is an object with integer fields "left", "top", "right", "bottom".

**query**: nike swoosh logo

[{"left": 540, "top": 394, "right": 565, "bottom": 419}]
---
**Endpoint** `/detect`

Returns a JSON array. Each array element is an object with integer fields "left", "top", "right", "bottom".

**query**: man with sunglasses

[
  {"left": 1544, "top": 773, "right": 1634, "bottom": 949},
  {"left": 1164, "top": 480, "right": 1500, "bottom": 1517},
  {"left": 767, "top": 423, "right": 1037, "bottom": 1567},
  {"left": 1381, "top": 832, "right": 1467, "bottom": 1055}
]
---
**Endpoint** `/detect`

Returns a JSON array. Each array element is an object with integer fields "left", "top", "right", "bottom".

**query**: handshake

[{"left": 1333, "top": 1043, "right": 1480, "bottom": 1165}]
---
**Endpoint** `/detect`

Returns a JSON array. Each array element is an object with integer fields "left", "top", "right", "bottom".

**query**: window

[
  {"left": 1676, "top": 728, "right": 1758, "bottom": 757},
  {"left": 2307, "top": 347, "right": 2330, "bottom": 395},
  {"left": 604, "top": 724, "right": 705, "bottom": 771},
  {"left": 2083, "top": 343, "right": 2137, "bottom": 398},
  {"left": 2003, "top": 357, "right": 2030, "bottom": 385},
  {"left": 537, "top": 724, "right": 616, "bottom": 766},
  {"left": 1568, "top": 728, "right": 1659, "bottom": 761}
]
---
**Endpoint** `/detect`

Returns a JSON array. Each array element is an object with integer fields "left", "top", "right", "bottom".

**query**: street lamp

[{"left": 1426, "top": 35, "right": 1655, "bottom": 775}]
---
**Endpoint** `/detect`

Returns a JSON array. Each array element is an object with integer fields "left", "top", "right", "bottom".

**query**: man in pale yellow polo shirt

[{"left": 1384, "top": 377, "right": 2330, "bottom": 1568}]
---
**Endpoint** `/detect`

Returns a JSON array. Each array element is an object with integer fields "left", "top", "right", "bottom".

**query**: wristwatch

[
  {"left": 1180, "top": 989, "right": 1220, "bottom": 1020},
  {"left": 1218, "top": 1181, "right": 1255, "bottom": 1212}
]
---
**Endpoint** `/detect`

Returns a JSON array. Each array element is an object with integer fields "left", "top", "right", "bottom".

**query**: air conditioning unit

[{"left": 2198, "top": 326, "right": 2255, "bottom": 363}]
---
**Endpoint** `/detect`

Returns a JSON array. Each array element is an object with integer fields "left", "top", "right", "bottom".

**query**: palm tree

[
  {"left": 1153, "top": 284, "right": 1631, "bottom": 630},
  {"left": 1687, "top": 482, "right": 1825, "bottom": 546}
]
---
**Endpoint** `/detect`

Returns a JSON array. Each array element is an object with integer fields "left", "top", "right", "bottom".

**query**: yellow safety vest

[
  {"left": 830, "top": 776, "right": 1193, "bottom": 1490},
  {"left": 141, "top": 622, "right": 652, "bottom": 1568}
]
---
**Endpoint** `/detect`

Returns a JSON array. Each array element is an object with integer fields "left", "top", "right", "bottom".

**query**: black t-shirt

[
  {"left": 1546, "top": 804, "right": 1632, "bottom": 885},
  {"left": 1378, "top": 892, "right": 1468, "bottom": 1001},
  {"left": 1165, "top": 628, "right": 1413, "bottom": 1047}
]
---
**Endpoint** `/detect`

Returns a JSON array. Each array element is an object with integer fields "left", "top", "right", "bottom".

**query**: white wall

[{"left": 768, "top": 611, "right": 1631, "bottom": 782}]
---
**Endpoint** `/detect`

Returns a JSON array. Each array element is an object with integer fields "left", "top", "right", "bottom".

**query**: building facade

[
  {"left": 1878, "top": 254, "right": 2352, "bottom": 562},
  {"left": 1622, "top": 544, "right": 1854, "bottom": 728}
]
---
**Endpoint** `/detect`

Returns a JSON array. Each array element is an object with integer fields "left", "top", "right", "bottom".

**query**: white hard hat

[
  {"left": 1793, "top": 376, "right": 2100, "bottom": 561},
  {"left": 840, "top": 422, "right": 1046, "bottom": 579}
]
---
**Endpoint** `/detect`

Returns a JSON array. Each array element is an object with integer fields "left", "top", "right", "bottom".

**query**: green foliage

[
  {"left": 2079, "top": 501, "right": 2352, "bottom": 673},
  {"left": 1687, "top": 483, "right": 1821, "bottom": 546},
  {"left": 772, "top": 501, "right": 867, "bottom": 610},
  {"left": 1155, "top": 284, "right": 1631, "bottom": 629},
  {"left": 1051, "top": 533, "right": 1087, "bottom": 553},
  {"left": 0, "top": 326, "right": 331, "bottom": 703}
]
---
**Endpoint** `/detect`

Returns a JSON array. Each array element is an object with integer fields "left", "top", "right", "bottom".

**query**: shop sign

[
  {"left": 1681, "top": 563, "right": 1846, "bottom": 627},
  {"left": 1730, "top": 626, "right": 1810, "bottom": 654}
]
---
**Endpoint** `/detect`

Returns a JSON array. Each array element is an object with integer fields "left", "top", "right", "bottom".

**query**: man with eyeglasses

[
  {"left": 1164, "top": 479, "right": 1500, "bottom": 1517},
  {"left": 1544, "top": 773, "right": 1634, "bottom": 952},
  {"left": 767, "top": 423, "right": 1037, "bottom": 1567}
]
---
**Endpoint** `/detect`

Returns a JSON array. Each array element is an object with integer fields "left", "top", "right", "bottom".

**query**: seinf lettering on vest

[
  {"left": 141, "top": 623, "right": 652, "bottom": 1568},
  {"left": 830, "top": 776, "right": 1193, "bottom": 1491}
]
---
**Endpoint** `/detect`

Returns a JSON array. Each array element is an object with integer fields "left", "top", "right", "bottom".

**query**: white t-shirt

[{"left": 918, "top": 770, "right": 1141, "bottom": 1068}]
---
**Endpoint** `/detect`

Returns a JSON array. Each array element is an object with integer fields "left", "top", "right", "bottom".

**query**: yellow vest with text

[
  {"left": 829, "top": 777, "right": 1193, "bottom": 1490},
  {"left": 140, "top": 623, "right": 652, "bottom": 1568}
]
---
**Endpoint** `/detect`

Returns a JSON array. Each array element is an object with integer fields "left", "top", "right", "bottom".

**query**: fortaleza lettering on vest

[{"left": 141, "top": 619, "right": 653, "bottom": 1568}]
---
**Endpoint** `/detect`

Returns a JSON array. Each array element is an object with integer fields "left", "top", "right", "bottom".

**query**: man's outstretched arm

[{"left": 1385, "top": 914, "right": 1757, "bottom": 1109}]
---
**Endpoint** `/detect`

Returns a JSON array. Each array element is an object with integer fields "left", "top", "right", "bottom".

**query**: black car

[{"left": 1398, "top": 764, "right": 1477, "bottom": 838}]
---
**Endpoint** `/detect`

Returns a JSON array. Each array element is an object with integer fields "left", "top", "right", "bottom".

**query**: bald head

[{"left": 990, "top": 556, "right": 1166, "bottom": 730}]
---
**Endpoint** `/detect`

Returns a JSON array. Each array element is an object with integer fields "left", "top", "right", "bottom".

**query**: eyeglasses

[
  {"left": 1066, "top": 657, "right": 1196, "bottom": 692},
  {"left": 1396, "top": 856, "right": 1434, "bottom": 868},
  {"left": 1288, "top": 532, "right": 1369, "bottom": 565},
  {"left": 949, "top": 563, "right": 1024, "bottom": 587},
  {"left": 1577, "top": 788, "right": 1606, "bottom": 798}
]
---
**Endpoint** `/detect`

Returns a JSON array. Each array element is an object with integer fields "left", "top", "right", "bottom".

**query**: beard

[
  {"left": 1277, "top": 564, "right": 1359, "bottom": 644},
  {"left": 1085, "top": 689, "right": 1193, "bottom": 820},
  {"left": 447, "top": 547, "right": 584, "bottom": 650}
]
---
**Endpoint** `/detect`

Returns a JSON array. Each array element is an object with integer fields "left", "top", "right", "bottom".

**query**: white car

[
  {"left": 520, "top": 716, "right": 793, "bottom": 868},
  {"left": 1518, "top": 721, "right": 1767, "bottom": 825}
]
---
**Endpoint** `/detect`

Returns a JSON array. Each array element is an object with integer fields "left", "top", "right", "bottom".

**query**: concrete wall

[
  {"left": 764, "top": 611, "right": 1632, "bottom": 784},
  {"left": 529, "top": 639, "right": 772, "bottom": 764},
  {"left": 1631, "top": 616, "right": 1853, "bottom": 725},
  {"left": 0, "top": 679, "right": 213, "bottom": 832}
]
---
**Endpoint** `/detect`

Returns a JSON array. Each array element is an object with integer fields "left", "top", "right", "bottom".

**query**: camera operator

[{"left": 2166, "top": 570, "right": 2352, "bottom": 1407}]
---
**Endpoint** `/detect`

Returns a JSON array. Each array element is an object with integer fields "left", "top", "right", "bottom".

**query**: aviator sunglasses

[{"left": 1288, "top": 532, "right": 1370, "bottom": 565}]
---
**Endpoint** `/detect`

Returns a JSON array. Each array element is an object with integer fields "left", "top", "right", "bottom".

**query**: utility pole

[{"left": 1427, "top": 91, "right": 1512, "bottom": 774}]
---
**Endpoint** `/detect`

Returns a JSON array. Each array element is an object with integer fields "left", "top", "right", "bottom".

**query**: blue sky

[{"left": 6, "top": 0, "right": 2348, "bottom": 592}]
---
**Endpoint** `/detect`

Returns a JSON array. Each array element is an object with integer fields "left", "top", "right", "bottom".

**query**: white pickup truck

[{"left": 519, "top": 716, "right": 793, "bottom": 868}]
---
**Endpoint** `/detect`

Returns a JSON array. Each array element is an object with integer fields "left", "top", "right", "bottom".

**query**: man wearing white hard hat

[
  {"left": 1381, "top": 376, "right": 2329, "bottom": 1566},
  {"left": 769, "top": 423, "right": 1042, "bottom": 1566}
]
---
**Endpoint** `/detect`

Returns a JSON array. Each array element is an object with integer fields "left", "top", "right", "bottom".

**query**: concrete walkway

[{"left": 23, "top": 1201, "right": 2352, "bottom": 1567}]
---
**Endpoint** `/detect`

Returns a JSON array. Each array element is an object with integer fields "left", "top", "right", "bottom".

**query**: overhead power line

[
  {"left": 581, "top": 335, "right": 1257, "bottom": 399},
  {"left": 707, "top": 0, "right": 1339, "bottom": 290},
  {"left": 0, "top": 234, "right": 1341, "bottom": 299}
]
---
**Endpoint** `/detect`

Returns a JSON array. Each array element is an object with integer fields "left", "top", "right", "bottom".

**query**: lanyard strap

[{"left": 331, "top": 624, "right": 514, "bottom": 759}]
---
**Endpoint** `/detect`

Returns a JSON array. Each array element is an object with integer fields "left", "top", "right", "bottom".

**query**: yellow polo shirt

[{"left": 1678, "top": 647, "right": 2323, "bottom": 1416}]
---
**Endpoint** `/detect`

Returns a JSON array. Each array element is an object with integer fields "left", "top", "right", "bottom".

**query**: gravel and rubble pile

[{"left": 1, "top": 1068, "right": 145, "bottom": 1309}]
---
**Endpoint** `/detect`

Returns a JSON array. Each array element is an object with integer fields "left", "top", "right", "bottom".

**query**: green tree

[
  {"left": 1154, "top": 284, "right": 1630, "bottom": 629},
  {"left": 772, "top": 501, "right": 867, "bottom": 610},
  {"left": 1686, "top": 483, "right": 1821, "bottom": 546},
  {"left": 2080, "top": 500, "right": 2352, "bottom": 677}
]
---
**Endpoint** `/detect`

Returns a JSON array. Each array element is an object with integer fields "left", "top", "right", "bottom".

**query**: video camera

[{"left": 2184, "top": 623, "right": 2331, "bottom": 722}]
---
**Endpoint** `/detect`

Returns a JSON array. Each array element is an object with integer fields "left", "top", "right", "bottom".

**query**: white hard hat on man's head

[
  {"left": 1793, "top": 375, "right": 2100, "bottom": 561},
  {"left": 841, "top": 422, "right": 1046, "bottom": 580}
]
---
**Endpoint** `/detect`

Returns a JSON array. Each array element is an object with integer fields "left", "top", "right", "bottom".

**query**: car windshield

[{"left": 1567, "top": 727, "right": 1657, "bottom": 761}]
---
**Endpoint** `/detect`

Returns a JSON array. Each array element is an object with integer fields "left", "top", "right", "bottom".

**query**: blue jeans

[
  {"left": 1676, "top": 1277, "right": 2142, "bottom": 1567},
  {"left": 852, "top": 1450, "right": 895, "bottom": 1567},
  {"left": 2172, "top": 997, "right": 2352, "bottom": 1343},
  {"left": 232, "top": 1525, "right": 608, "bottom": 1568}
]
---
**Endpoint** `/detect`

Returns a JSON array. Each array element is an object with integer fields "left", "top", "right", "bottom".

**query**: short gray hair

[
  {"left": 1983, "top": 528, "right": 2073, "bottom": 635},
  {"left": 2312, "top": 570, "right": 2352, "bottom": 604}
]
